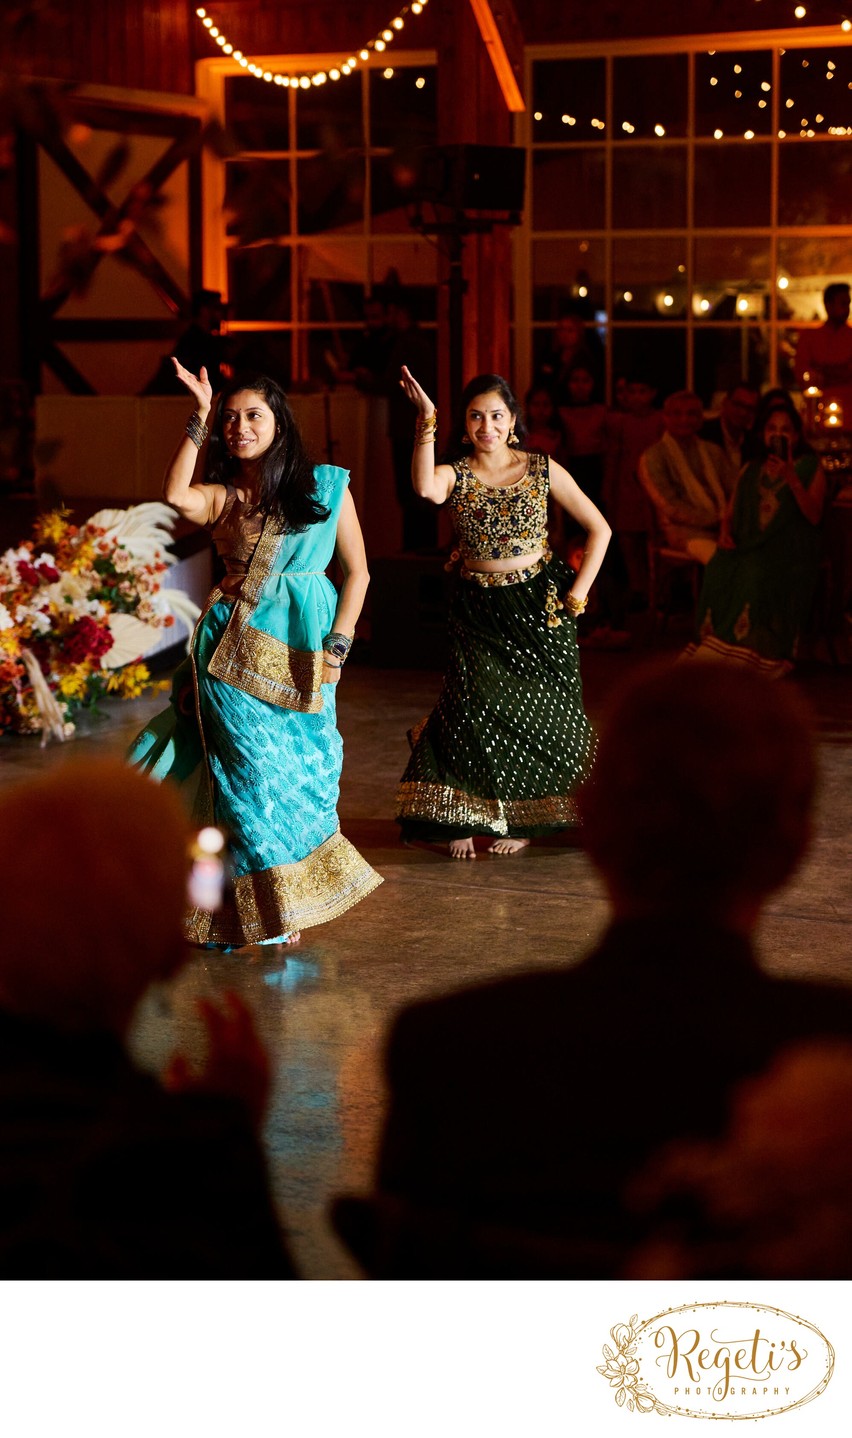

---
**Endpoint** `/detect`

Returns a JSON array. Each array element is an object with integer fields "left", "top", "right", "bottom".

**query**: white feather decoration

[
  {"left": 102, "top": 612, "right": 164, "bottom": 668},
  {"left": 157, "top": 587, "right": 201, "bottom": 645},
  {"left": 88, "top": 502, "right": 180, "bottom": 565}
]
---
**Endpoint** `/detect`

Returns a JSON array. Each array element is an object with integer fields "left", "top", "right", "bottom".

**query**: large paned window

[
  {"left": 198, "top": 55, "right": 438, "bottom": 385},
  {"left": 520, "top": 32, "right": 852, "bottom": 404}
]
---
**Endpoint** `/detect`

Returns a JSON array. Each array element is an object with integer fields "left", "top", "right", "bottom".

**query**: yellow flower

[
  {"left": 57, "top": 662, "right": 94, "bottom": 699},
  {"left": 33, "top": 508, "right": 72, "bottom": 546},
  {"left": 105, "top": 662, "right": 151, "bottom": 699}
]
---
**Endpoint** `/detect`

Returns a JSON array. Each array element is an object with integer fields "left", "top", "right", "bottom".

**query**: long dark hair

[
  {"left": 442, "top": 373, "right": 528, "bottom": 462},
  {"left": 755, "top": 399, "right": 812, "bottom": 462},
  {"left": 205, "top": 372, "right": 329, "bottom": 530}
]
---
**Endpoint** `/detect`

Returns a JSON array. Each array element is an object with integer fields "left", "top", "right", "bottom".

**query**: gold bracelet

[
  {"left": 564, "top": 592, "right": 588, "bottom": 616},
  {"left": 415, "top": 410, "right": 437, "bottom": 437}
]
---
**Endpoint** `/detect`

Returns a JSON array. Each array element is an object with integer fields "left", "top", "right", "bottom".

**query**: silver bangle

[{"left": 186, "top": 412, "right": 209, "bottom": 450}]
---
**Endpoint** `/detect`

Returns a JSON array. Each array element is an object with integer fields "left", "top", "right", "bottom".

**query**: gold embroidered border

[
  {"left": 186, "top": 829, "right": 383, "bottom": 947},
  {"left": 205, "top": 515, "right": 326, "bottom": 712},
  {"left": 396, "top": 780, "right": 581, "bottom": 833},
  {"left": 682, "top": 635, "right": 792, "bottom": 680}
]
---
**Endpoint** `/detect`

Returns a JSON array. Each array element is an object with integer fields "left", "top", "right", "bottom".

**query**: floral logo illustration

[
  {"left": 597, "top": 1316, "right": 670, "bottom": 1415},
  {"left": 596, "top": 1302, "right": 834, "bottom": 1421}
]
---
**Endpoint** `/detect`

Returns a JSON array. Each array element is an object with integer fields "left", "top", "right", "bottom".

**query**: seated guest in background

[
  {"left": 333, "top": 663, "right": 852, "bottom": 1278},
  {"left": 638, "top": 390, "right": 730, "bottom": 562},
  {"left": 700, "top": 381, "right": 759, "bottom": 486},
  {"left": 143, "top": 288, "right": 231, "bottom": 396},
  {"left": 558, "top": 361, "right": 610, "bottom": 511},
  {"left": 523, "top": 383, "right": 568, "bottom": 465},
  {"left": 684, "top": 402, "right": 826, "bottom": 678},
  {"left": 333, "top": 292, "right": 395, "bottom": 393},
  {"left": 627, "top": 1040, "right": 852, "bottom": 1278},
  {"left": 0, "top": 759, "right": 294, "bottom": 1278},
  {"left": 603, "top": 371, "right": 665, "bottom": 609}
]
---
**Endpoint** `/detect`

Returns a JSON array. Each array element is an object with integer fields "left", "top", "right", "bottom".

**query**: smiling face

[
  {"left": 764, "top": 409, "right": 796, "bottom": 451},
  {"left": 221, "top": 389, "right": 277, "bottom": 463},
  {"left": 465, "top": 390, "right": 516, "bottom": 453}
]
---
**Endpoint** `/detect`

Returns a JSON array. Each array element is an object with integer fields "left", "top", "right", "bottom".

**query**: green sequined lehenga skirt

[{"left": 396, "top": 556, "right": 595, "bottom": 841}]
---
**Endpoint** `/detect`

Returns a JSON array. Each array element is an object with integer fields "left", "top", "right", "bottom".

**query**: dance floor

[{"left": 2, "top": 640, "right": 851, "bottom": 1278}]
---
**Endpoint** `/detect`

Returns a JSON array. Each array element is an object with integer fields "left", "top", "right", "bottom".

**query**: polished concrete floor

[{"left": 2, "top": 629, "right": 851, "bottom": 1278}]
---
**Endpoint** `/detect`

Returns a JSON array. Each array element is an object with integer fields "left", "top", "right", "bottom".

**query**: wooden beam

[{"left": 467, "top": 0, "right": 525, "bottom": 112}]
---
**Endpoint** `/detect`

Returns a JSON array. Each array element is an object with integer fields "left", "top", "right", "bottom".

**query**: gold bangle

[{"left": 564, "top": 592, "right": 588, "bottom": 616}]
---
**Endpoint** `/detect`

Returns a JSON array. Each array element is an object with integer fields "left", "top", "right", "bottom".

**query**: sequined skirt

[{"left": 396, "top": 556, "right": 595, "bottom": 840}]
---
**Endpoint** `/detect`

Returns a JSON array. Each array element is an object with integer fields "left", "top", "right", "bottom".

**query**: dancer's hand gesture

[
  {"left": 171, "top": 357, "right": 213, "bottom": 411},
  {"left": 399, "top": 364, "right": 435, "bottom": 417}
]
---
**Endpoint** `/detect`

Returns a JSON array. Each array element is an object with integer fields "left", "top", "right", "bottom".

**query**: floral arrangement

[{"left": 0, "top": 502, "right": 199, "bottom": 741}]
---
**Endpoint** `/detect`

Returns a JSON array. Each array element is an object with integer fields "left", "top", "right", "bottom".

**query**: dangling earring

[
  {"left": 508, "top": 427, "right": 519, "bottom": 446},
  {"left": 461, "top": 433, "right": 472, "bottom": 446}
]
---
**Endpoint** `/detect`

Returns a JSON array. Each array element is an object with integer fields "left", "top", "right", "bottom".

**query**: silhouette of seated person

[
  {"left": 334, "top": 294, "right": 395, "bottom": 394},
  {"left": 0, "top": 759, "right": 294, "bottom": 1278},
  {"left": 535, "top": 311, "right": 604, "bottom": 410},
  {"left": 143, "top": 289, "right": 231, "bottom": 396},
  {"left": 639, "top": 390, "right": 731, "bottom": 562},
  {"left": 332, "top": 662, "right": 852, "bottom": 1278},
  {"left": 700, "top": 381, "right": 759, "bottom": 484},
  {"left": 626, "top": 1039, "right": 852, "bottom": 1278}
]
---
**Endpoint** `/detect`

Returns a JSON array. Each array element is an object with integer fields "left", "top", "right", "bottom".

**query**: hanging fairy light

[{"left": 194, "top": 1, "right": 429, "bottom": 86}]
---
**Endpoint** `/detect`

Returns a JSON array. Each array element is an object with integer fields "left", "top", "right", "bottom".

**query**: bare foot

[
  {"left": 487, "top": 838, "right": 531, "bottom": 856},
  {"left": 449, "top": 837, "right": 476, "bottom": 860}
]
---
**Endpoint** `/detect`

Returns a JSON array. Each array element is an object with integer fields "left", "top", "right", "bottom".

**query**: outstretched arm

[
  {"left": 548, "top": 458, "right": 611, "bottom": 602},
  {"left": 399, "top": 365, "right": 456, "bottom": 505},
  {"left": 323, "top": 489, "right": 370, "bottom": 685},
  {"left": 162, "top": 360, "right": 225, "bottom": 526}
]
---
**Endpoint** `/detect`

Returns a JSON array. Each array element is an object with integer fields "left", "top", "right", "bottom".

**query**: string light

[{"left": 193, "top": 2, "right": 428, "bottom": 86}]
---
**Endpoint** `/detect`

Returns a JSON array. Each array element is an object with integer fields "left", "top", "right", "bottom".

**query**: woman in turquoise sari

[
  {"left": 684, "top": 404, "right": 827, "bottom": 678},
  {"left": 130, "top": 361, "right": 382, "bottom": 949}
]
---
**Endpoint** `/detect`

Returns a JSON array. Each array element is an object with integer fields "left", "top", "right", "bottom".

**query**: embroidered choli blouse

[{"left": 447, "top": 452, "right": 550, "bottom": 563}]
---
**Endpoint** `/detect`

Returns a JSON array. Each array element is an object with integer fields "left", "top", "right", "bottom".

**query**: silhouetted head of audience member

[
  {"left": 580, "top": 662, "right": 816, "bottom": 930},
  {"left": 822, "top": 280, "right": 850, "bottom": 328},
  {"left": 627, "top": 1039, "right": 852, "bottom": 1278},
  {"left": 0, "top": 759, "right": 191, "bottom": 1035}
]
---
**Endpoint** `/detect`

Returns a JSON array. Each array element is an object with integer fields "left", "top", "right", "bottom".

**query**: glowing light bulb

[
  {"left": 415, "top": 76, "right": 426, "bottom": 89},
  {"left": 733, "top": 64, "right": 742, "bottom": 74},
  {"left": 383, "top": 67, "right": 394, "bottom": 78},
  {"left": 842, "top": 19, "right": 852, "bottom": 31},
  {"left": 778, "top": 276, "right": 789, "bottom": 289},
  {"left": 654, "top": 124, "right": 666, "bottom": 136},
  {"left": 623, "top": 291, "right": 633, "bottom": 303},
  {"left": 744, "top": 129, "right": 755, "bottom": 139},
  {"left": 202, "top": 15, "right": 213, "bottom": 26},
  {"left": 359, "top": 49, "right": 369, "bottom": 60},
  {"left": 761, "top": 81, "right": 771, "bottom": 91},
  {"left": 794, "top": 4, "right": 806, "bottom": 16},
  {"left": 699, "top": 298, "right": 711, "bottom": 312},
  {"left": 578, "top": 285, "right": 588, "bottom": 298},
  {"left": 383, "top": 29, "right": 393, "bottom": 40},
  {"left": 663, "top": 293, "right": 674, "bottom": 307},
  {"left": 714, "top": 128, "right": 724, "bottom": 138},
  {"left": 737, "top": 297, "right": 749, "bottom": 313},
  {"left": 710, "top": 77, "right": 718, "bottom": 86},
  {"left": 534, "top": 111, "right": 543, "bottom": 121}
]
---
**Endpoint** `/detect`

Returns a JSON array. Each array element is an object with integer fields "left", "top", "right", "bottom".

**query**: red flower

[{"left": 64, "top": 616, "right": 113, "bottom": 664}]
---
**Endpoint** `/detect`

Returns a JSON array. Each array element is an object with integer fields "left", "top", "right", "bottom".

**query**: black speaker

[{"left": 413, "top": 144, "right": 526, "bottom": 214}]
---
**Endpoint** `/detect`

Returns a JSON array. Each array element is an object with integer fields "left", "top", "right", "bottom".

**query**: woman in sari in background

[{"left": 684, "top": 404, "right": 826, "bottom": 679}]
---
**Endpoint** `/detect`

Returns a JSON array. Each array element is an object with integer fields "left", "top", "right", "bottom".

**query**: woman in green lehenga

[
  {"left": 683, "top": 405, "right": 827, "bottom": 679},
  {"left": 395, "top": 368, "right": 611, "bottom": 859}
]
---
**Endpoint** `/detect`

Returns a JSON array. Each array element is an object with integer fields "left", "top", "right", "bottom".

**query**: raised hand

[
  {"left": 171, "top": 357, "right": 213, "bottom": 410},
  {"left": 399, "top": 364, "right": 436, "bottom": 416},
  {"left": 163, "top": 989, "right": 271, "bottom": 1129}
]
